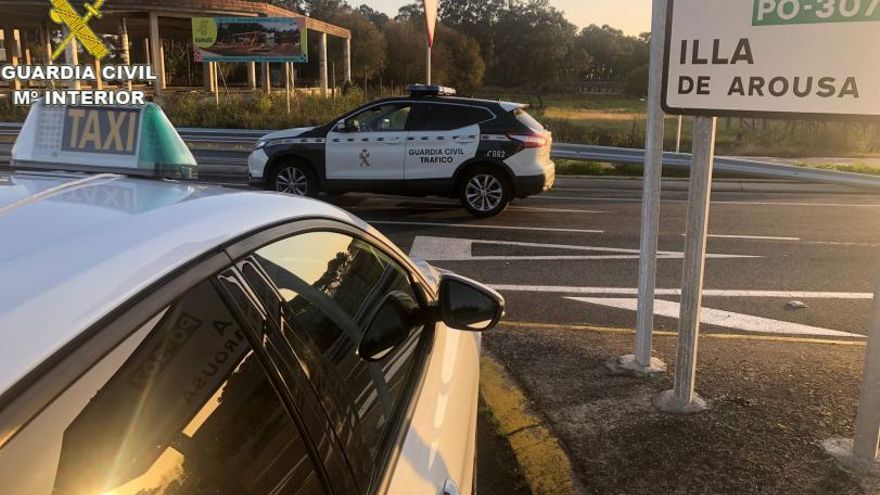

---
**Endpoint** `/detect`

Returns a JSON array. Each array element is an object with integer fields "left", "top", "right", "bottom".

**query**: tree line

[{"left": 282, "top": 0, "right": 651, "bottom": 95}]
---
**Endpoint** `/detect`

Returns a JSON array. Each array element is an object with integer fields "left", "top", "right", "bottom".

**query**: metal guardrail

[
  {"left": 1, "top": 123, "right": 878, "bottom": 190},
  {"left": 553, "top": 144, "right": 880, "bottom": 191}
]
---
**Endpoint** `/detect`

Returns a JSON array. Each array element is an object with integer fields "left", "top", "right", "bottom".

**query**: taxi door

[
  {"left": 404, "top": 103, "right": 486, "bottom": 181},
  {"left": 325, "top": 102, "right": 411, "bottom": 181}
]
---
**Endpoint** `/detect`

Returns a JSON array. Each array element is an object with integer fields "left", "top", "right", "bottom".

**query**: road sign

[
  {"left": 192, "top": 17, "right": 307, "bottom": 63},
  {"left": 662, "top": 0, "right": 880, "bottom": 119}
]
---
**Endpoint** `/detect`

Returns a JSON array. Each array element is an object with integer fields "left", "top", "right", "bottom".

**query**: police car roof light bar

[{"left": 407, "top": 84, "right": 457, "bottom": 97}]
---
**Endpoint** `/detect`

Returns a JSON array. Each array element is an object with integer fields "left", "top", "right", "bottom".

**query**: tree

[
  {"left": 325, "top": 10, "right": 387, "bottom": 81},
  {"left": 358, "top": 4, "right": 390, "bottom": 27},
  {"left": 489, "top": 0, "right": 577, "bottom": 88},
  {"left": 382, "top": 21, "right": 425, "bottom": 85},
  {"left": 433, "top": 25, "right": 485, "bottom": 91},
  {"left": 396, "top": 2, "right": 424, "bottom": 21}
]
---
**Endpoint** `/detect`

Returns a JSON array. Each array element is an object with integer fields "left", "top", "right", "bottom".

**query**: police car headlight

[{"left": 255, "top": 140, "right": 269, "bottom": 150}]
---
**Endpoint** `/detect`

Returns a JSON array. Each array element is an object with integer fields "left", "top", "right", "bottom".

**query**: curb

[
  {"left": 554, "top": 175, "right": 870, "bottom": 194},
  {"left": 479, "top": 353, "right": 580, "bottom": 495}
]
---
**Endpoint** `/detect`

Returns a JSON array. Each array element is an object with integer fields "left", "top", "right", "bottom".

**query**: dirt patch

[{"left": 485, "top": 326, "right": 866, "bottom": 494}]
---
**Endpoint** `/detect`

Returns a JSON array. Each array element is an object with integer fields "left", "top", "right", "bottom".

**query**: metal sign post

[
  {"left": 655, "top": 116, "right": 716, "bottom": 414},
  {"left": 612, "top": 0, "right": 667, "bottom": 376},
  {"left": 853, "top": 265, "right": 880, "bottom": 461}
]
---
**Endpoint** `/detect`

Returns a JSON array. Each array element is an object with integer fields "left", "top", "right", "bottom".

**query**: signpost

[
  {"left": 621, "top": 0, "right": 668, "bottom": 377},
  {"left": 659, "top": 0, "right": 880, "bottom": 419},
  {"left": 423, "top": 0, "right": 438, "bottom": 84}
]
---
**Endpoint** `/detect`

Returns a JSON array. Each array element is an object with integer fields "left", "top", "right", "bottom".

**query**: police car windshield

[{"left": 514, "top": 108, "right": 545, "bottom": 132}]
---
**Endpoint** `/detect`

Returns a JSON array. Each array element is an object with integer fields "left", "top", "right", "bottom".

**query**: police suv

[
  {"left": 0, "top": 101, "right": 504, "bottom": 495},
  {"left": 248, "top": 85, "right": 555, "bottom": 217}
]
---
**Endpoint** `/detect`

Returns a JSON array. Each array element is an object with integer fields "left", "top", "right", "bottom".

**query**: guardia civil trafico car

[
  {"left": 248, "top": 85, "right": 555, "bottom": 217},
  {"left": 0, "top": 100, "right": 504, "bottom": 495}
]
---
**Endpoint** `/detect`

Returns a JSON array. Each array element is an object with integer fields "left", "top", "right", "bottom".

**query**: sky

[{"left": 367, "top": 0, "right": 653, "bottom": 35}]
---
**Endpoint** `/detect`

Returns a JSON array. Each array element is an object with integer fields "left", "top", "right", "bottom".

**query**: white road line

[
  {"left": 702, "top": 234, "right": 801, "bottom": 241},
  {"left": 408, "top": 236, "right": 758, "bottom": 261},
  {"left": 491, "top": 284, "right": 873, "bottom": 299},
  {"left": 374, "top": 221, "right": 604, "bottom": 234},
  {"left": 353, "top": 204, "right": 603, "bottom": 214},
  {"left": 567, "top": 297, "right": 864, "bottom": 338},
  {"left": 540, "top": 195, "right": 880, "bottom": 207}
]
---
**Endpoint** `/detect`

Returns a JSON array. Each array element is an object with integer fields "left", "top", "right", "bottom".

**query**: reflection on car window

[
  {"left": 0, "top": 280, "right": 325, "bottom": 495},
  {"left": 252, "top": 232, "right": 424, "bottom": 462},
  {"left": 350, "top": 104, "right": 411, "bottom": 132}
]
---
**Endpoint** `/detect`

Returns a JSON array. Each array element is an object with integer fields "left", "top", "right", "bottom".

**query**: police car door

[
  {"left": 404, "top": 103, "right": 489, "bottom": 182},
  {"left": 325, "top": 102, "right": 412, "bottom": 181}
]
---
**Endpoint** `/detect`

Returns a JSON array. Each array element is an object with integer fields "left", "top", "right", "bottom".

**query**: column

[
  {"left": 148, "top": 12, "right": 162, "bottom": 95},
  {"left": 319, "top": 32, "right": 328, "bottom": 97},
  {"left": 158, "top": 42, "right": 166, "bottom": 89},
  {"left": 143, "top": 38, "right": 151, "bottom": 65},
  {"left": 4, "top": 28, "right": 21, "bottom": 90},
  {"left": 247, "top": 62, "right": 257, "bottom": 89},
  {"left": 261, "top": 61, "right": 270, "bottom": 93},
  {"left": 343, "top": 37, "right": 351, "bottom": 83},
  {"left": 118, "top": 18, "right": 132, "bottom": 90},
  {"left": 93, "top": 57, "right": 103, "bottom": 90},
  {"left": 203, "top": 62, "right": 214, "bottom": 91},
  {"left": 41, "top": 25, "right": 52, "bottom": 64},
  {"left": 63, "top": 27, "right": 80, "bottom": 90}
]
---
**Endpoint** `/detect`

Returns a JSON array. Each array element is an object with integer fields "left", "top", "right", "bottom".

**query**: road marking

[
  {"left": 540, "top": 195, "right": 880, "bottom": 207},
  {"left": 566, "top": 297, "right": 864, "bottom": 338},
  {"left": 374, "top": 221, "right": 603, "bottom": 234},
  {"left": 701, "top": 234, "right": 801, "bottom": 241},
  {"left": 491, "top": 284, "right": 872, "bottom": 299},
  {"left": 408, "top": 236, "right": 758, "bottom": 261},
  {"left": 480, "top": 354, "right": 579, "bottom": 495},
  {"left": 343, "top": 196, "right": 603, "bottom": 213},
  {"left": 500, "top": 321, "right": 867, "bottom": 346}
]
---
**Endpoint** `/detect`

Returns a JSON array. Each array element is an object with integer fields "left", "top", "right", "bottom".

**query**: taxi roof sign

[{"left": 12, "top": 101, "right": 198, "bottom": 180}]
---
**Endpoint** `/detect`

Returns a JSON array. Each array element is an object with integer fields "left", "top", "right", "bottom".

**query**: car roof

[
  {"left": 371, "top": 95, "right": 526, "bottom": 112},
  {"left": 0, "top": 170, "right": 371, "bottom": 396}
]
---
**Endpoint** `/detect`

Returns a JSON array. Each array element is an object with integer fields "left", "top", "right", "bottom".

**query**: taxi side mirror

[
  {"left": 358, "top": 291, "right": 420, "bottom": 362},
  {"left": 438, "top": 273, "right": 505, "bottom": 332}
]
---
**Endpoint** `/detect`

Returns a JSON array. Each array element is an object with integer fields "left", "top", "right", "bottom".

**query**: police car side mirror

[
  {"left": 358, "top": 291, "right": 420, "bottom": 362},
  {"left": 336, "top": 119, "right": 357, "bottom": 133},
  {"left": 438, "top": 273, "right": 505, "bottom": 332}
]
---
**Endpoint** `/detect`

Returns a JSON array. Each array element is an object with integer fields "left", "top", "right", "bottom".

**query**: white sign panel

[{"left": 663, "top": 0, "right": 880, "bottom": 118}]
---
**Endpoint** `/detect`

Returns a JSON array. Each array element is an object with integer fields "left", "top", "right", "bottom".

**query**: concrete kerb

[
  {"left": 556, "top": 175, "right": 872, "bottom": 195},
  {"left": 822, "top": 438, "right": 880, "bottom": 492},
  {"left": 480, "top": 353, "right": 583, "bottom": 495}
]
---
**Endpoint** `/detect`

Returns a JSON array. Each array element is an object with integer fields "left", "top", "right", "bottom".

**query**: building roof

[{"left": 0, "top": 170, "right": 367, "bottom": 395}]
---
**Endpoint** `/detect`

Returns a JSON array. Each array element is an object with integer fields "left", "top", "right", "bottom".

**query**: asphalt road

[{"left": 324, "top": 180, "right": 880, "bottom": 341}]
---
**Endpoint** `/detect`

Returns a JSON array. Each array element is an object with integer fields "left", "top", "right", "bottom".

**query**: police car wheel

[
  {"left": 272, "top": 163, "right": 316, "bottom": 197},
  {"left": 460, "top": 169, "right": 511, "bottom": 217}
]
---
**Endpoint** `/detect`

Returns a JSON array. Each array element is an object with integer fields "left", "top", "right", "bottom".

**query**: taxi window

[
  {"left": 0, "top": 280, "right": 326, "bottom": 495},
  {"left": 249, "top": 232, "right": 425, "bottom": 463},
  {"left": 348, "top": 103, "right": 411, "bottom": 132}
]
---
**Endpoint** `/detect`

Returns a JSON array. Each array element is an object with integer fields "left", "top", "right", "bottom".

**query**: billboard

[
  {"left": 662, "top": 0, "right": 880, "bottom": 119},
  {"left": 192, "top": 17, "right": 308, "bottom": 63}
]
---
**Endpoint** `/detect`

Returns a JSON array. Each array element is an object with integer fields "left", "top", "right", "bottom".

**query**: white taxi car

[
  {"left": 0, "top": 102, "right": 504, "bottom": 495},
  {"left": 248, "top": 85, "right": 555, "bottom": 217}
]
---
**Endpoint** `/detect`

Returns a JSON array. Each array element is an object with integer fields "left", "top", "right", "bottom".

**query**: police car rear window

[
  {"left": 514, "top": 108, "right": 545, "bottom": 132},
  {"left": 408, "top": 103, "right": 493, "bottom": 131}
]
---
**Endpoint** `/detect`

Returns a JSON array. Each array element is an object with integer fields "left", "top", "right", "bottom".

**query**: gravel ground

[{"left": 485, "top": 326, "right": 868, "bottom": 494}]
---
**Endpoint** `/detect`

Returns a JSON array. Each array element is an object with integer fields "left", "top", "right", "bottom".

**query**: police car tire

[
  {"left": 270, "top": 161, "right": 318, "bottom": 198},
  {"left": 459, "top": 167, "right": 512, "bottom": 218}
]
